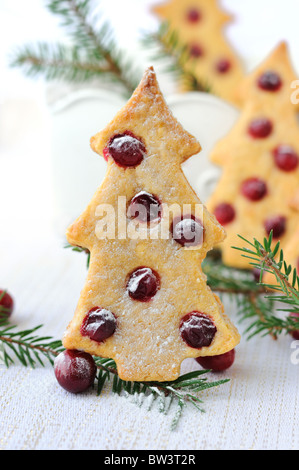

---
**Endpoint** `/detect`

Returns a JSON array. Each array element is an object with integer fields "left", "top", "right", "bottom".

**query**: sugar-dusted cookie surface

[
  {"left": 63, "top": 67, "right": 240, "bottom": 382},
  {"left": 152, "top": 0, "right": 244, "bottom": 106},
  {"left": 207, "top": 102, "right": 299, "bottom": 268},
  {"left": 236, "top": 42, "right": 299, "bottom": 111}
]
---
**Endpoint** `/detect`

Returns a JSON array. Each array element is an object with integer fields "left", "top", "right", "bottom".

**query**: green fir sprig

[
  {"left": 141, "top": 22, "right": 211, "bottom": 93},
  {"left": 233, "top": 232, "right": 299, "bottom": 301},
  {"left": 11, "top": 2, "right": 212, "bottom": 97},
  {"left": 10, "top": 0, "right": 140, "bottom": 96},
  {"left": 64, "top": 243, "right": 90, "bottom": 268},
  {"left": 64, "top": 239, "right": 299, "bottom": 340}
]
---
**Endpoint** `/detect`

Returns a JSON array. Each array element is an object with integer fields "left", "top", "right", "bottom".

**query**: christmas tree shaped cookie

[
  {"left": 63, "top": 67, "right": 240, "bottom": 382},
  {"left": 213, "top": 42, "right": 299, "bottom": 168},
  {"left": 236, "top": 42, "right": 299, "bottom": 110},
  {"left": 207, "top": 43, "right": 299, "bottom": 269},
  {"left": 152, "top": 0, "right": 244, "bottom": 105}
]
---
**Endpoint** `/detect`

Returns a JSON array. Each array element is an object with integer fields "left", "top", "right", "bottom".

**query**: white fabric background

[{"left": 1, "top": 0, "right": 299, "bottom": 450}]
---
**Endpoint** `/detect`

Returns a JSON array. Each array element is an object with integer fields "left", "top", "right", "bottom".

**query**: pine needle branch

[
  {"left": 64, "top": 243, "right": 90, "bottom": 268},
  {"left": 0, "top": 316, "right": 64, "bottom": 368},
  {"left": 230, "top": 232, "right": 299, "bottom": 339},
  {"left": 141, "top": 22, "right": 211, "bottom": 93},
  {"left": 10, "top": 0, "right": 139, "bottom": 96}
]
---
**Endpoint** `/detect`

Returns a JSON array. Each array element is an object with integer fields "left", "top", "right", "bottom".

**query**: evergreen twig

[
  {"left": 64, "top": 237, "right": 299, "bottom": 340},
  {"left": 95, "top": 358, "right": 229, "bottom": 430},
  {"left": 5, "top": 233, "right": 298, "bottom": 427},
  {"left": 203, "top": 256, "right": 280, "bottom": 339}
]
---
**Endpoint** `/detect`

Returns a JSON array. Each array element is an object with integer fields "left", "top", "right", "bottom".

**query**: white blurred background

[{"left": 1, "top": 0, "right": 299, "bottom": 244}]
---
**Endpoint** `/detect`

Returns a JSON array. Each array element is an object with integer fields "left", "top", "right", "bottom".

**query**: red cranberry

[
  {"left": 214, "top": 203, "right": 235, "bottom": 226},
  {"left": 189, "top": 43, "right": 204, "bottom": 58},
  {"left": 264, "top": 215, "right": 286, "bottom": 238},
  {"left": 216, "top": 59, "right": 232, "bottom": 74},
  {"left": 54, "top": 350, "right": 97, "bottom": 394},
  {"left": 127, "top": 191, "right": 162, "bottom": 223},
  {"left": 171, "top": 215, "right": 204, "bottom": 248},
  {"left": 241, "top": 177, "right": 268, "bottom": 201},
  {"left": 180, "top": 313, "right": 217, "bottom": 349},
  {"left": 258, "top": 71, "right": 282, "bottom": 92},
  {"left": 127, "top": 267, "right": 160, "bottom": 302},
  {"left": 196, "top": 349, "right": 235, "bottom": 372},
  {"left": 0, "top": 290, "right": 14, "bottom": 317},
  {"left": 81, "top": 307, "right": 117, "bottom": 343},
  {"left": 104, "top": 132, "right": 146, "bottom": 168},
  {"left": 248, "top": 118, "right": 273, "bottom": 139},
  {"left": 186, "top": 8, "right": 201, "bottom": 23},
  {"left": 273, "top": 145, "right": 299, "bottom": 172},
  {"left": 289, "top": 312, "right": 299, "bottom": 340}
]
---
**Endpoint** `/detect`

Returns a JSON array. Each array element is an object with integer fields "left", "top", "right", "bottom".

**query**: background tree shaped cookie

[
  {"left": 63, "top": 67, "right": 240, "bottom": 382},
  {"left": 152, "top": 0, "right": 244, "bottom": 106},
  {"left": 207, "top": 43, "right": 299, "bottom": 269}
]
